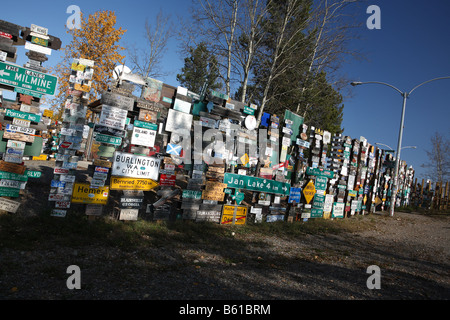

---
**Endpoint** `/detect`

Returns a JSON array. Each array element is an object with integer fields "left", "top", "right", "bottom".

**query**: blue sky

[{"left": 1, "top": 0, "right": 449, "bottom": 180}]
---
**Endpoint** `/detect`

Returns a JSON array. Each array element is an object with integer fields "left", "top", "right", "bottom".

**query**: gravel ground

[{"left": 0, "top": 161, "right": 449, "bottom": 302}]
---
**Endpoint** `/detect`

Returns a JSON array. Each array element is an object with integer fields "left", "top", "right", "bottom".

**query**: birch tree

[{"left": 127, "top": 10, "right": 173, "bottom": 80}]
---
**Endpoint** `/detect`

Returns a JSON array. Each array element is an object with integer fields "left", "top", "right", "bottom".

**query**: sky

[{"left": 1, "top": 0, "right": 449, "bottom": 181}]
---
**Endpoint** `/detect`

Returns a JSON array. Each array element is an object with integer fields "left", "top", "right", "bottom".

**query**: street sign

[
  {"left": 71, "top": 183, "right": 109, "bottom": 205},
  {"left": 94, "top": 133, "right": 122, "bottom": 146},
  {"left": 221, "top": 205, "right": 247, "bottom": 225},
  {"left": 112, "top": 151, "right": 161, "bottom": 180},
  {"left": 110, "top": 176, "right": 158, "bottom": 191},
  {"left": 0, "top": 61, "right": 58, "bottom": 97},
  {"left": 224, "top": 173, "right": 290, "bottom": 196},
  {"left": 303, "top": 180, "right": 316, "bottom": 204},
  {"left": 5, "top": 109, "right": 41, "bottom": 123}
]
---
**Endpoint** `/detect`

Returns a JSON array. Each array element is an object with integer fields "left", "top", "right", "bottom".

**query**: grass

[{"left": 0, "top": 210, "right": 381, "bottom": 252}]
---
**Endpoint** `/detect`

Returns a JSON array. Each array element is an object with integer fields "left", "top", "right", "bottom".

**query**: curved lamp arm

[
  {"left": 351, "top": 81, "right": 404, "bottom": 96},
  {"left": 408, "top": 76, "right": 450, "bottom": 96}
]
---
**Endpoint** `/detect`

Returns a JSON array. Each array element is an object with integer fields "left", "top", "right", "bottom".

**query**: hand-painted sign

[{"left": 0, "top": 197, "right": 21, "bottom": 213}]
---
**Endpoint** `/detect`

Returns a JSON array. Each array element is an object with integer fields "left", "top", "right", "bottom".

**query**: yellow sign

[
  {"left": 43, "top": 109, "right": 53, "bottom": 118},
  {"left": 32, "top": 154, "right": 48, "bottom": 161},
  {"left": 221, "top": 205, "right": 248, "bottom": 225},
  {"left": 303, "top": 180, "right": 316, "bottom": 204},
  {"left": 110, "top": 176, "right": 158, "bottom": 191},
  {"left": 240, "top": 153, "right": 249, "bottom": 166},
  {"left": 71, "top": 183, "right": 109, "bottom": 205}
]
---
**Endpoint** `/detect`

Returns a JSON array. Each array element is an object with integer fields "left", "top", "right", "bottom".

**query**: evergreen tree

[{"left": 176, "top": 42, "right": 222, "bottom": 94}]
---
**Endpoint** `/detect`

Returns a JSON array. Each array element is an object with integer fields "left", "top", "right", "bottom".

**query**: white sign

[
  {"left": 12, "top": 118, "right": 31, "bottom": 128},
  {"left": 112, "top": 151, "right": 161, "bottom": 180},
  {"left": 0, "top": 51, "right": 6, "bottom": 62},
  {"left": 98, "top": 105, "right": 128, "bottom": 130},
  {"left": 333, "top": 202, "right": 345, "bottom": 218},
  {"left": 25, "top": 41, "right": 52, "bottom": 55},
  {"left": 6, "top": 124, "right": 36, "bottom": 135},
  {"left": 130, "top": 127, "right": 156, "bottom": 148},
  {"left": 7, "top": 140, "right": 26, "bottom": 150},
  {"left": 119, "top": 208, "right": 139, "bottom": 221},
  {"left": 165, "top": 109, "right": 193, "bottom": 133},
  {"left": 0, "top": 198, "right": 21, "bottom": 213},
  {"left": 324, "top": 194, "right": 334, "bottom": 213},
  {"left": 0, "top": 179, "right": 22, "bottom": 189},
  {"left": 31, "top": 24, "right": 48, "bottom": 36}
]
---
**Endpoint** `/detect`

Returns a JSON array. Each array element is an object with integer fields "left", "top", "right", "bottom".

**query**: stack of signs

[
  {"left": 111, "top": 151, "right": 160, "bottom": 220},
  {"left": 49, "top": 58, "right": 93, "bottom": 217},
  {"left": 0, "top": 23, "right": 59, "bottom": 214},
  {"left": 296, "top": 124, "right": 310, "bottom": 165},
  {"left": 0, "top": 20, "right": 22, "bottom": 63}
]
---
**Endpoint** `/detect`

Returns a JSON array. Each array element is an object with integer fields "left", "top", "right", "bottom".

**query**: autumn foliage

[{"left": 51, "top": 10, "right": 127, "bottom": 119}]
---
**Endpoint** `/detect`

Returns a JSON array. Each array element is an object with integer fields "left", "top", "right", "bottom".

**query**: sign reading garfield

[{"left": 71, "top": 183, "right": 109, "bottom": 205}]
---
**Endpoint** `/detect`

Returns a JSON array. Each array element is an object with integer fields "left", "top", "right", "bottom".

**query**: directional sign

[
  {"left": 0, "top": 61, "right": 58, "bottom": 97},
  {"left": 303, "top": 180, "right": 316, "bottom": 204},
  {"left": 224, "top": 173, "right": 290, "bottom": 196}
]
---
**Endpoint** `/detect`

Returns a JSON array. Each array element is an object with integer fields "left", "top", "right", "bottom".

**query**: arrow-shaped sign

[{"left": 0, "top": 69, "right": 10, "bottom": 77}]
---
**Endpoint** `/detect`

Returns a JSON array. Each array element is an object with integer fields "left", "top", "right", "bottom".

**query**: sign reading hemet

[{"left": 0, "top": 61, "right": 58, "bottom": 97}]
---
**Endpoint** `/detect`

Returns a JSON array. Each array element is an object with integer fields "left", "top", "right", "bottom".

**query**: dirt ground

[{"left": 0, "top": 160, "right": 449, "bottom": 303}]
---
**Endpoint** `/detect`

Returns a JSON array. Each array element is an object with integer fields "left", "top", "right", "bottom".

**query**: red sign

[
  {"left": 54, "top": 167, "right": 70, "bottom": 174},
  {"left": 0, "top": 32, "right": 12, "bottom": 39},
  {"left": 159, "top": 174, "right": 176, "bottom": 186},
  {"left": 60, "top": 141, "right": 72, "bottom": 149}
]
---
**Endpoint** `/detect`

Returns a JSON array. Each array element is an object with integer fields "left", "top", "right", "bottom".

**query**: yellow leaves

[{"left": 51, "top": 9, "right": 127, "bottom": 113}]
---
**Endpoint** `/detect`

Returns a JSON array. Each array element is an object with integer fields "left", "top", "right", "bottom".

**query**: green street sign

[
  {"left": 311, "top": 208, "right": 323, "bottom": 218},
  {"left": 133, "top": 120, "right": 158, "bottom": 131},
  {"left": 243, "top": 106, "right": 255, "bottom": 115},
  {"left": 224, "top": 173, "right": 290, "bottom": 196},
  {"left": 94, "top": 133, "right": 122, "bottom": 146},
  {"left": 0, "top": 171, "right": 28, "bottom": 182},
  {"left": 306, "top": 167, "right": 334, "bottom": 178},
  {"left": 0, "top": 187, "right": 20, "bottom": 198},
  {"left": 5, "top": 109, "right": 41, "bottom": 123},
  {"left": 31, "top": 36, "right": 48, "bottom": 47},
  {"left": 182, "top": 190, "right": 202, "bottom": 199},
  {"left": 0, "top": 61, "right": 58, "bottom": 97},
  {"left": 26, "top": 170, "right": 42, "bottom": 178}
]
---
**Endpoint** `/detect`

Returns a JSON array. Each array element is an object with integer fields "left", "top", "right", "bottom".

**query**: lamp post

[
  {"left": 375, "top": 143, "right": 417, "bottom": 159},
  {"left": 351, "top": 76, "right": 450, "bottom": 216}
]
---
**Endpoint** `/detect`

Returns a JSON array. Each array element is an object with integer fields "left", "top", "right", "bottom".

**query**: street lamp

[
  {"left": 351, "top": 76, "right": 450, "bottom": 216},
  {"left": 375, "top": 143, "right": 417, "bottom": 159}
]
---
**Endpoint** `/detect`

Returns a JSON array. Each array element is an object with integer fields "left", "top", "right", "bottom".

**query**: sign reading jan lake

[
  {"left": 224, "top": 173, "right": 290, "bottom": 196},
  {"left": 0, "top": 61, "right": 58, "bottom": 96},
  {"left": 112, "top": 151, "right": 161, "bottom": 181}
]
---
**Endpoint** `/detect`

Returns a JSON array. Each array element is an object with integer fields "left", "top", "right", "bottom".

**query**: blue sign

[
  {"left": 261, "top": 113, "right": 271, "bottom": 127},
  {"left": 167, "top": 144, "right": 182, "bottom": 156},
  {"left": 288, "top": 187, "right": 302, "bottom": 203}
]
